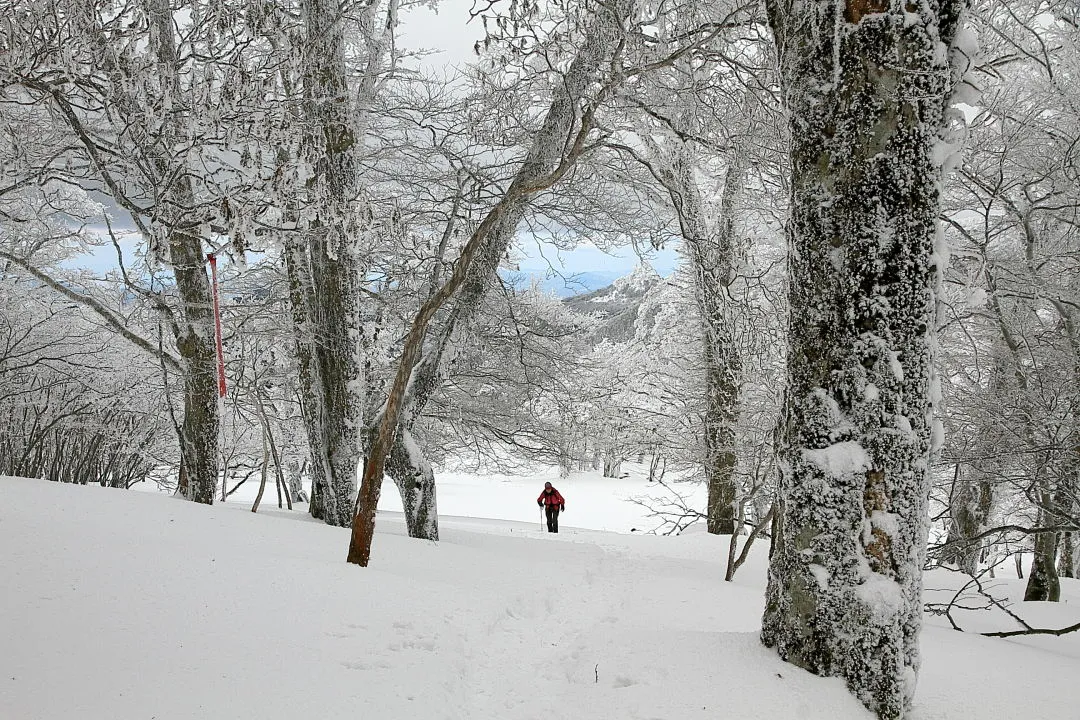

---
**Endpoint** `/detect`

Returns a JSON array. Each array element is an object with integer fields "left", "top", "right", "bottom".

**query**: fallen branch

[{"left": 982, "top": 622, "right": 1080, "bottom": 638}]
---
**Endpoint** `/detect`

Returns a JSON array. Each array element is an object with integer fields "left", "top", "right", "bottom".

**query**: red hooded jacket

[{"left": 537, "top": 487, "right": 565, "bottom": 509}]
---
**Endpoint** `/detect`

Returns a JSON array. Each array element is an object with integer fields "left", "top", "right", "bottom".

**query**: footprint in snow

[{"left": 400, "top": 637, "right": 437, "bottom": 651}]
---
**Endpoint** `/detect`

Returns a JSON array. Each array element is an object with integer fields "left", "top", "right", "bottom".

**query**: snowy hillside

[
  {"left": 563, "top": 265, "right": 664, "bottom": 342},
  {"left": 3, "top": 476, "right": 1078, "bottom": 719}
]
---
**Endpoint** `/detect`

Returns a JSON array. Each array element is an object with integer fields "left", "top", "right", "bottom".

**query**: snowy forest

[{"left": 1, "top": 1, "right": 1079, "bottom": 719}]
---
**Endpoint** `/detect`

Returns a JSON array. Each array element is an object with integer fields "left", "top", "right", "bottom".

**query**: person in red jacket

[{"left": 537, "top": 481, "right": 565, "bottom": 533}]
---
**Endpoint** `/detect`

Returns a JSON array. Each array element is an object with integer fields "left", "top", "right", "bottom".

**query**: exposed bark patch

[
  {"left": 864, "top": 469, "right": 894, "bottom": 574},
  {"left": 845, "top": 0, "right": 889, "bottom": 23}
]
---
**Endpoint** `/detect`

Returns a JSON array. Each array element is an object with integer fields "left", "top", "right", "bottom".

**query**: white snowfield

[{"left": 2, "top": 475, "right": 1079, "bottom": 720}]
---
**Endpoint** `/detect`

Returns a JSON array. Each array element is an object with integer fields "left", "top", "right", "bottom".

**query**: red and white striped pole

[{"left": 207, "top": 253, "right": 227, "bottom": 398}]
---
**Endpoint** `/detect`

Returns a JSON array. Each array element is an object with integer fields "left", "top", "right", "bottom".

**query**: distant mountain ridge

[
  {"left": 502, "top": 269, "right": 626, "bottom": 298},
  {"left": 563, "top": 265, "right": 662, "bottom": 342}
]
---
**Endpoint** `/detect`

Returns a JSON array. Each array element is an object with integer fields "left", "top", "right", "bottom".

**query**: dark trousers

[{"left": 545, "top": 505, "right": 560, "bottom": 533}]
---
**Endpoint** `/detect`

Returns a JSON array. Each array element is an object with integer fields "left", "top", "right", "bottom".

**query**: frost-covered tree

[
  {"left": 597, "top": 0, "right": 787, "bottom": 534},
  {"left": 415, "top": 280, "right": 595, "bottom": 473},
  {"left": 760, "top": 1, "right": 972, "bottom": 717},
  {"left": 0, "top": 0, "right": 278, "bottom": 503},
  {"left": 348, "top": 0, "right": 641, "bottom": 563},
  {"left": 347, "top": 0, "right": 767, "bottom": 565},
  {"left": 931, "top": 0, "right": 1080, "bottom": 598},
  {"left": 274, "top": 0, "right": 379, "bottom": 527},
  {"left": 0, "top": 275, "right": 169, "bottom": 487}
]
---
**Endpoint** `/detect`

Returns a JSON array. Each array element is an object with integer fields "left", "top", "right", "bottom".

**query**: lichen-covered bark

[
  {"left": 761, "top": 2, "right": 968, "bottom": 717},
  {"left": 289, "top": 0, "right": 363, "bottom": 527}
]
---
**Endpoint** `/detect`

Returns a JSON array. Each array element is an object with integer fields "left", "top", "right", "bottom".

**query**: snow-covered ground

[
  {"left": 3, "top": 474, "right": 1079, "bottom": 719},
  {"left": 194, "top": 461, "right": 706, "bottom": 534},
  {"left": 379, "top": 464, "right": 704, "bottom": 534}
]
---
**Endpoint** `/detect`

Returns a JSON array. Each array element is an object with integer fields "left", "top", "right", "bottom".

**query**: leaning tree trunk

[
  {"left": 761, "top": 2, "right": 969, "bottom": 718},
  {"left": 348, "top": 0, "right": 633, "bottom": 566},
  {"left": 362, "top": 0, "right": 633, "bottom": 542}
]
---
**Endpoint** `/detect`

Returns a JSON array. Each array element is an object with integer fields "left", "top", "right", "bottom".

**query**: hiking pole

[{"left": 539, "top": 506, "right": 545, "bottom": 532}]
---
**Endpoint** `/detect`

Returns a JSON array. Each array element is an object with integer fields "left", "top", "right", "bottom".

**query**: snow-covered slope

[
  {"left": 377, "top": 464, "right": 705, "bottom": 534},
  {"left": 2, "top": 476, "right": 1078, "bottom": 719},
  {"left": 563, "top": 264, "right": 663, "bottom": 342}
]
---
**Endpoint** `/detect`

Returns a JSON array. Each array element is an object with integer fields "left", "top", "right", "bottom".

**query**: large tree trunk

[
  {"left": 1025, "top": 507, "right": 1061, "bottom": 601},
  {"left": 943, "top": 464, "right": 993, "bottom": 574},
  {"left": 147, "top": 0, "right": 219, "bottom": 504},
  {"left": 761, "top": 2, "right": 968, "bottom": 718},
  {"left": 284, "top": 0, "right": 364, "bottom": 527}
]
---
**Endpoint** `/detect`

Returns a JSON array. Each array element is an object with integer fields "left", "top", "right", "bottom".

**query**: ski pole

[{"left": 540, "top": 506, "right": 545, "bottom": 532}]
